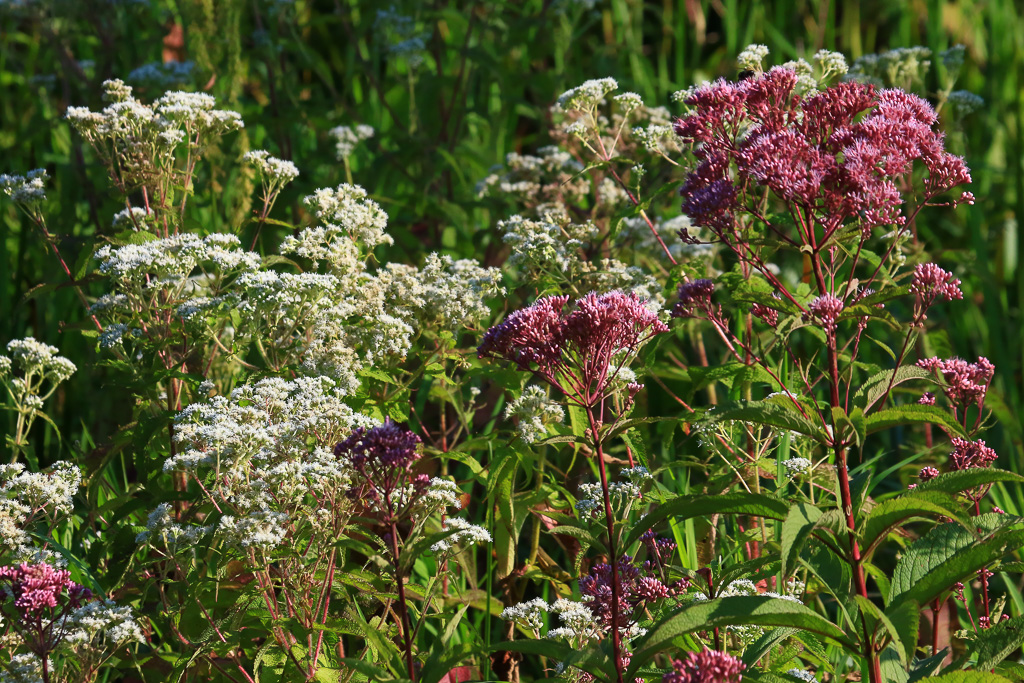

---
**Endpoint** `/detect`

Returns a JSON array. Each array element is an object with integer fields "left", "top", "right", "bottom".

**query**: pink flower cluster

[
  {"left": 578, "top": 554, "right": 679, "bottom": 629},
  {"left": 916, "top": 356, "right": 994, "bottom": 409},
  {"left": 662, "top": 649, "right": 745, "bottom": 683},
  {"left": 674, "top": 68, "right": 971, "bottom": 238},
  {"left": 805, "top": 294, "right": 845, "bottom": 333},
  {"left": 911, "top": 263, "right": 963, "bottom": 321},
  {"left": 0, "top": 563, "right": 90, "bottom": 615},
  {"left": 479, "top": 291, "right": 667, "bottom": 405},
  {"left": 949, "top": 437, "right": 998, "bottom": 472}
]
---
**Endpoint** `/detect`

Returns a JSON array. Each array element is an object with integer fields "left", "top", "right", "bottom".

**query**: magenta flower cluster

[
  {"left": 0, "top": 563, "right": 90, "bottom": 615},
  {"left": 916, "top": 356, "right": 994, "bottom": 410},
  {"left": 479, "top": 291, "right": 667, "bottom": 405},
  {"left": 661, "top": 649, "right": 746, "bottom": 683},
  {"left": 674, "top": 68, "right": 972, "bottom": 237}
]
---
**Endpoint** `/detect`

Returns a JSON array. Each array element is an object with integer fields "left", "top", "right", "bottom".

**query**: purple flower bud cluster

[
  {"left": 949, "top": 437, "right": 998, "bottom": 472},
  {"left": 750, "top": 303, "right": 779, "bottom": 327},
  {"left": 674, "top": 68, "right": 971, "bottom": 239},
  {"left": 911, "top": 263, "right": 963, "bottom": 321},
  {"left": 479, "top": 291, "right": 667, "bottom": 405},
  {"left": 334, "top": 420, "right": 429, "bottom": 520},
  {"left": 662, "top": 649, "right": 746, "bottom": 683},
  {"left": 671, "top": 279, "right": 716, "bottom": 319}
]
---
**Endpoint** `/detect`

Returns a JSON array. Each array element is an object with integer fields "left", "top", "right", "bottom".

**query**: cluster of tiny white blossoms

[
  {"left": 556, "top": 77, "right": 619, "bottom": 113},
  {"left": 243, "top": 149, "right": 300, "bottom": 189},
  {"left": 504, "top": 386, "right": 565, "bottom": 443},
  {"left": 95, "top": 233, "right": 261, "bottom": 286},
  {"left": 302, "top": 184, "right": 392, "bottom": 248},
  {"left": 575, "top": 467, "right": 650, "bottom": 516},
  {"left": 737, "top": 44, "right": 770, "bottom": 71},
  {"left": 66, "top": 80, "right": 243, "bottom": 194},
  {"left": 329, "top": 123, "right": 374, "bottom": 160},
  {"left": 0, "top": 168, "right": 48, "bottom": 217},
  {"left": 783, "top": 457, "right": 813, "bottom": 478},
  {"left": 149, "top": 376, "right": 376, "bottom": 552},
  {"left": 429, "top": 517, "right": 492, "bottom": 554},
  {"left": 62, "top": 599, "right": 145, "bottom": 648},
  {"left": 477, "top": 147, "right": 588, "bottom": 214},
  {"left": 0, "top": 462, "right": 81, "bottom": 564},
  {"left": 0, "top": 654, "right": 47, "bottom": 683},
  {"left": 498, "top": 214, "right": 598, "bottom": 273},
  {"left": 2, "top": 337, "right": 76, "bottom": 385},
  {"left": 500, "top": 597, "right": 601, "bottom": 645},
  {"left": 786, "top": 669, "right": 819, "bottom": 683}
]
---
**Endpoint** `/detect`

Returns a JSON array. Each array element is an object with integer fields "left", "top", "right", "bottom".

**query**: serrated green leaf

[
  {"left": 860, "top": 490, "right": 970, "bottom": 556},
  {"left": 915, "top": 469, "right": 1024, "bottom": 495},
  {"left": 865, "top": 404, "right": 966, "bottom": 437},
  {"left": 855, "top": 365, "right": 933, "bottom": 411},
  {"left": 969, "top": 615, "right": 1024, "bottom": 671},
  {"left": 781, "top": 502, "right": 823, "bottom": 579},
  {"left": 623, "top": 492, "right": 789, "bottom": 551}
]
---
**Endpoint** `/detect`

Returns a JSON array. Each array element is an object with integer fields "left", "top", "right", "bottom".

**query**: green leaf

[
  {"left": 889, "top": 524, "right": 1024, "bottom": 609},
  {"left": 781, "top": 502, "right": 823, "bottom": 579},
  {"left": 925, "top": 673, "right": 1012, "bottom": 683},
  {"left": 865, "top": 404, "right": 966, "bottom": 437},
  {"left": 968, "top": 615, "right": 1024, "bottom": 671},
  {"left": 860, "top": 490, "right": 969, "bottom": 556},
  {"left": 627, "top": 596, "right": 854, "bottom": 676},
  {"left": 915, "top": 469, "right": 1024, "bottom": 495},
  {"left": 623, "top": 492, "right": 789, "bottom": 551},
  {"left": 713, "top": 397, "right": 826, "bottom": 441},
  {"left": 854, "top": 365, "right": 933, "bottom": 411},
  {"left": 879, "top": 598, "right": 920, "bottom": 664}
]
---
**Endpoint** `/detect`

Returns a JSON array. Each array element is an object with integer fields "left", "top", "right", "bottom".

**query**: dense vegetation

[{"left": 2, "top": 2, "right": 1024, "bottom": 682}]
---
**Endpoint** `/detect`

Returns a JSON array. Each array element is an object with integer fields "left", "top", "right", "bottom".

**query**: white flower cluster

[
  {"left": 95, "top": 232, "right": 261, "bottom": 286},
  {"left": 151, "top": 376, "right": 376, "bottom": 552},
  {"left": 63, "top": 599, "right": 145, "bottom": 647},
  {"left": 430, "top": 517, "right": 492, "bottom": 553},
  {"left": 135, "top": 503, "right": 211, "bottom": 546},
  {"left": 556, "top": 77, "right": 619, "bottom": 112},
  {"left": 786, "top": 669, "right": 818, "bottom": 683},
  {"left": 500, "top": 597, "right": 550, "bottom": 630},
  {"left": 0, "top": 168, "right": 48, "bottom": 210},
  {"left": 0, "top": 654, "right": 47, "bottom": 683},
  {"left": 477, "top": 147, "right": 588, "bottom": 214},
  {"left": 814, "top": 49, "right": 848, "bottom": 78},
  {"left": 546, "top": 599, "right": 601, "bottom": 641},
  {"left": 329, "top": 124, "right": 374, "bottom": 160},
  {"left": 948, "top": 90, "right": 984, "bottom": 117},
  {"left": 375, "top": 6, "right": 429, "bottom": 67},
  {"left": 0, "top": 462, "right": 81, "bottom": 564},
  {"left": 737, "top": 44, "right": 770, "bottom": 71},
  {"left": 66, "top": 80, "right": 243, "bottom": 197},
  {"left": 499, "top": 214, "right": 598, "bottom": 273},
  {"left": 244, "top": 150, "right": 300, "bottom": 187},
  {"left": 693, "top": 578, "right": 803, "bottom": 645},
  {"left": 111, "top": 206, "right": 150, "bottom": 230},
  {"left": 783, "top": 457, "right": 813, "bottom": 477},
  {"left": 303, "top": 184, "right": 392, "bottom": 248},
  {"left": 3, "top": 337, "right": 76, "bottom": 383},
  {"left": 574, "top": 477, "right": 642, "bottom": 516},
  {"left": 504, "top": 386, "right": 564, "bottom": 444}
]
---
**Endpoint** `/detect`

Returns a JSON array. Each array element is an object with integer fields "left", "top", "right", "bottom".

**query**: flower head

[
  {"left": 806, "top": 294, "right": 844, "bottom": 332},
  {"left": 662, "top": 649, "right": 745, "bottom": 683}
]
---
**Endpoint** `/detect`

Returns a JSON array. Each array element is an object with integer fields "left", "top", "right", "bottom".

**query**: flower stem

[
  {"left": 585, "top": 405, "right": 625, "bottom": 683},
  {"left": 389, "top": 522, "right": 417, "bottom": 681}
]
